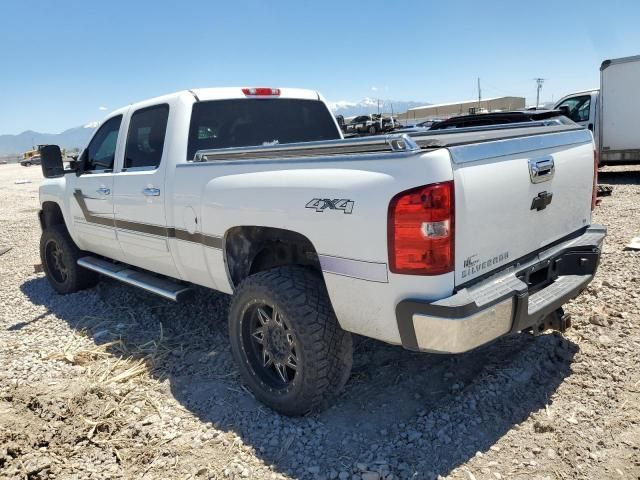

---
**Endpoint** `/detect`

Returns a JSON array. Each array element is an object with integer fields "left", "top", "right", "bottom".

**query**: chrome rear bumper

[{"left": 396, "top": 225, "right": 606, "bottom": 353}]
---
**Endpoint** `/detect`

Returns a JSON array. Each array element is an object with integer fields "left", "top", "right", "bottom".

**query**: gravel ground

[{"left": 0, "top": 162, "right": 639, "bottom": 480}]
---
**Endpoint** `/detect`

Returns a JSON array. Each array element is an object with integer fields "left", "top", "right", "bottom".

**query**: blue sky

[{"left": 1, "top": 0, "right": 639, "bottom": 134}]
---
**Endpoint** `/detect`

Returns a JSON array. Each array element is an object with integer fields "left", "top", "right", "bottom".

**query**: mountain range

[
  {"left": 0, "top": 123, "right": 98, "bottom": 156},
  {"left": 327, "top": 97, "right": 428, "bottom": 117}
]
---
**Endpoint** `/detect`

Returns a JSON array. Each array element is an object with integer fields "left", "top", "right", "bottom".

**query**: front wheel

[
  {"left": 229, "top": 266, "right": 353, "bottom": 416},
  {"left": 40, "top": 224, "right": 99, "bottom": 294}
]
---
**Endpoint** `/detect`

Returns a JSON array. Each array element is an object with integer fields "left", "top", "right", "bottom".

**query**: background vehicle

[
  {"left": 38, "top": 87, "right": 604, "bottom": 416},
  {"left": 416, "top": 119, "right": 438, "bottom": 128},
  {"left": 373, "top": 114, "right": 402, "bottom": 132},
  {"left": 554, "top": 54, "right": 640, "bottom": 164},
  {"left": 428, "top": 110, "right": 572, "bottom": 130},
  {"left": 346, "top": 114, "right": 401, "bottom": 135},
  {"left": 346, "top": 115, "right": 376, "bottom": 134},
  {"left": 21, "top": 146, "right": 45, "bottom": 166},
  {"left": 20, "top": 155, "right": 41, "bottom": 166}
]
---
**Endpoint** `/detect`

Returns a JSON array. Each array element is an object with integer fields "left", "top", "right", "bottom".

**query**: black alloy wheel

[
  {"left": 44, "top": 237, "right": 69, "bottom": 284},
  {"left": 243, "top": 302, "right": 299, "bottom": 388}
]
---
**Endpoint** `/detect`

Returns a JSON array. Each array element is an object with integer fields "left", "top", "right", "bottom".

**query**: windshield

[{"left": 187, "top": 99, "right": 340, "bottom": 159}]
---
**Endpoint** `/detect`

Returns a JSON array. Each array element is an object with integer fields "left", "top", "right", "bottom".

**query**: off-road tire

[
  {"left": 40, "top": 224, "right": 99, "bottom": 294},
  {"left": 229, "top": 266, "right": 353, "bottom": 416}
]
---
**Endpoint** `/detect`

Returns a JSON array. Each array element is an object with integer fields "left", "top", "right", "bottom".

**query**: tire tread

[{"left": 229, "top": 266, "right": 353, "bottom": 416}]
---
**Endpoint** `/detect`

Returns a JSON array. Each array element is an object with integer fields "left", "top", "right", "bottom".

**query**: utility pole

[
  {"left": 477, "top": 77, "right": 482, "bottom": 107},
  {"left": 534, "top": 78, "right": 545, "bottom": 108}
]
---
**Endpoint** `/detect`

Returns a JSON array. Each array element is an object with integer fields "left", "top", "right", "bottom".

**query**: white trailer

[
  {"left": 599, "top": 55, "right": 640, "bottom": 163},
  {"left": 554, "top": 54, "right": 640, "bottom": 164}
]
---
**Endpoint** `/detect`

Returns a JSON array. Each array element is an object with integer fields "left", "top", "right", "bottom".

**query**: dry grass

[
  {"left": 37, "top": 319, "right": 182, "bottom": 468},
  {"left": 46, "top": 319, "right": 171, "bottom": 384}
]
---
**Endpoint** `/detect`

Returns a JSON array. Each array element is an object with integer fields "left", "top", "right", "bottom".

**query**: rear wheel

[
  {"left": 229, "top": 266, "right": 353, "bottom": 416},
  {"left": 40, "top": 224, "right": 98, "bottom": 294}
]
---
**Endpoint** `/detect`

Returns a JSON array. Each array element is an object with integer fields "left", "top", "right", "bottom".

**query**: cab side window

[
  {"left": 556, "top": 95, "right": 591, "bottom": 123},
  {"left": 575, "top": 98, "right": 591, "bottom": 122},
  {"left": 124, "top": 104, "right": 169, "bottom": 170},
  {"left": 84, "top": 115, "right": 122, "bottom": 172}
]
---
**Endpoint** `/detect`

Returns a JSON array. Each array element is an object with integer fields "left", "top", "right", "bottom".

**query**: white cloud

[
  {"left": 370, "top": 86, "right": 378, "bottom": 92},
  {"left": 98, "top": 106, "right": 107, "bottom": 111}
]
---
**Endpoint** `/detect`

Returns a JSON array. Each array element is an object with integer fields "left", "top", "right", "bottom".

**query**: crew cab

[{"left": 38, "top": 87, "right": 605, "bottom": 416}]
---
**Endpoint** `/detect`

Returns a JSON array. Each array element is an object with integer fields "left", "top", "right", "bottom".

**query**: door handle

[
  {"left": 96, "top": 186, "right": 111, "bottom": 195},
  {"left": 143, "top": 187, "right": 161, "bottom": 196},
  {"left": 528, "top": 156, "right": 555, "bottom": 184}
]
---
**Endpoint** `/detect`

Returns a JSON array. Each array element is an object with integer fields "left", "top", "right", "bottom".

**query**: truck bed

[{"left": 191, "top": 123, "right": 586, "bottom": 162}]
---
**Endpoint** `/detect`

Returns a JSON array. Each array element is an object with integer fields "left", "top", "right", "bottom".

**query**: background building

[{"left": 399, "top": 96, "right": 526, "bottom": 123}]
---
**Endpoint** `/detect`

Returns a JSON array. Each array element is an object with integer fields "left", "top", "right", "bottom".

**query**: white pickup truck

[{"left": 38, "top": 87, "right": 605, "bottom": 415}]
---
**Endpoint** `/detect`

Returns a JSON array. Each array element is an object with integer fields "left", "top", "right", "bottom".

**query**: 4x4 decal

[{"left": 305, "top": 198, "right": 354, "bottom": 214}]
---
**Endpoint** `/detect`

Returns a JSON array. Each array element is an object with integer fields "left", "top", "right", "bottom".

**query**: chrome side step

[{"left": 78, "top": 256, "right": 192, "bottom": 302}]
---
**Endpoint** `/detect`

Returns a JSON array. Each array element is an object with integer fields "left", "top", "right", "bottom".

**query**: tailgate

[{"left": 451, "top": 129, "right": 594, "bottom": 286}]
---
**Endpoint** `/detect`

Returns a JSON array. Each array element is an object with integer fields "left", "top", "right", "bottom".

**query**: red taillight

[
  {"left": 388, "top": 181, "right": 455, "bottom": 275},
  {"left": 242, "top": 87, "right": 281, "bottom": 96},
  {"left": 592, "top": 149, "right": 598, "bottom": 210}
]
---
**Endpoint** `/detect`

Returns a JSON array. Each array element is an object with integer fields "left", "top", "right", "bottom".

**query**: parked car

[
  {"left": 372, "top": 114, "right": 402, "bottom": 132},
  {"left": 428, "top": 110, "right": 573, "bottom": 130},
  {"left": 553, "top": 54, "right": 640, "bottom": 164},
  {"left": 21, "top": 155, "right": 41, "bottom": 166},
  {"left": 346, "top": 115, "right": 376, "bottom": 134},
  {"left": 345, "top": 114, "right": 402, "bottom": 135},
  {"left": 416, "top": 119, "right": 439, "bottom": 128},
  {"left": 38, "top": 86, "right": 604, "bottom": 416}
]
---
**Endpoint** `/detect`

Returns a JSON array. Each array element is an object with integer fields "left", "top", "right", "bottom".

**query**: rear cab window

[
  {"left": 187, "top": 99, "right": 341, "bottom": 159},
  {"left": 124, "top": 104, "right": 170, "bottom": 170}
]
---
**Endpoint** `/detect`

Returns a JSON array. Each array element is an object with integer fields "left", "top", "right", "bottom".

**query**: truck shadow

[{"left": 19, "top": 276, "right": 577, "bottom": 479}]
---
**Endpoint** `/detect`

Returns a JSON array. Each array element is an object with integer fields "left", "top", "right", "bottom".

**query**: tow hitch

[{"left": 532, "top": 308, "right": 572, "bottom": 335}]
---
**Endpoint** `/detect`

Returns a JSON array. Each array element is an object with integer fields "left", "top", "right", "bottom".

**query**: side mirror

[
  {"left": 557, "top": 105, "right": 571, "bottom": 116},
  {"left": 40, "top": 145, "right": 64, "bottom": 178}
]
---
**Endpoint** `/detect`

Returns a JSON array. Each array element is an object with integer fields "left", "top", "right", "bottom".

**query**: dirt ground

[{"left": 0, "top": 162, "right": 639, "bottom": 480}]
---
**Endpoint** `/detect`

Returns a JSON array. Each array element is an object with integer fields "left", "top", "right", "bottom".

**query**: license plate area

[{"left": 517, "top": 260, "right": 558, "bottom": 293}]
